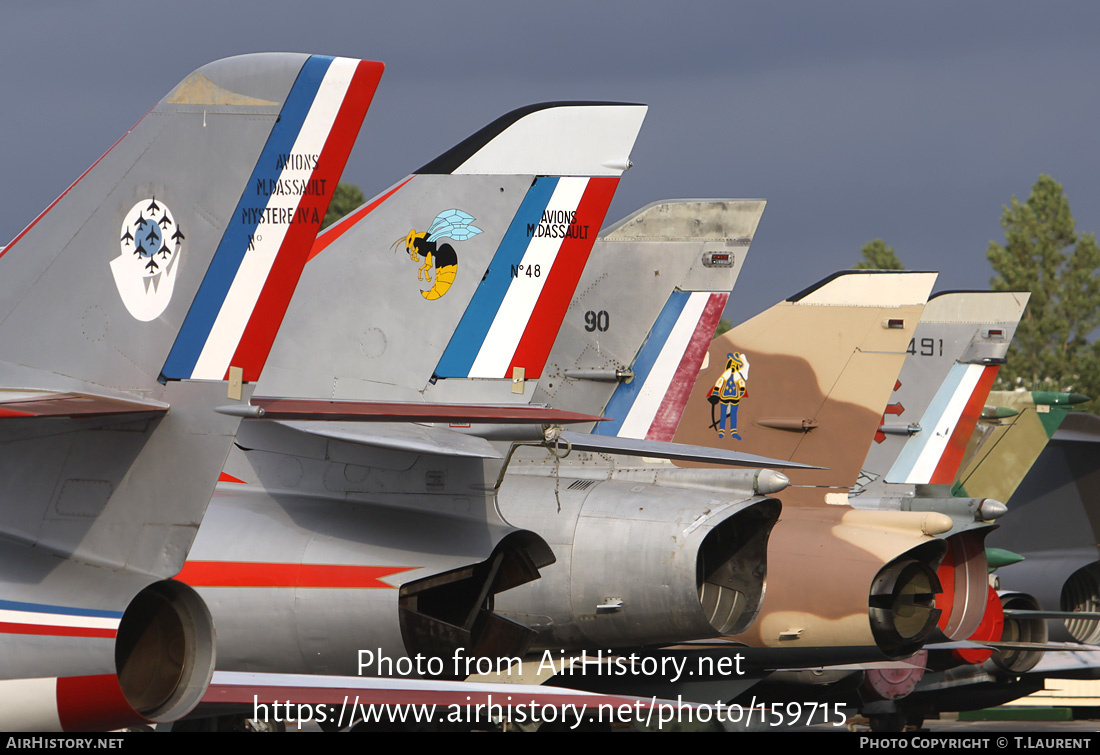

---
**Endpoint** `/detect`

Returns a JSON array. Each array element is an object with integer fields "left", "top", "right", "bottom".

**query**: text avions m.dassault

[{"left": 527, "top": 209, "right": 589, "bottom": 239}]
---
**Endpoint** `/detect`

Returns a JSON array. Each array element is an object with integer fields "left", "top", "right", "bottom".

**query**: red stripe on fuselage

[
  {"left": 506, "top": 177, "right": 618, "bottom": 379},
  {"left": 0, "top": 622, "right": 116, "bottom": 639},
  {"left": 177, "top": 561, "right": 415, "bottom": 588},
  {"left": 229, "top": 60, "right": 384, "bottom": 383}
]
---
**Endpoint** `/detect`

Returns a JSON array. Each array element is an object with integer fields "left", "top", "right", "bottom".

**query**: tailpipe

[
  {"left": 989, "top": 592, "right": 1047, "bottom": 674},
  {"left": 869, "top": 544, "right": 943, "bottom": 657},
  {"left": 116, "top": 580, "right": 216, "bottom": 722}
]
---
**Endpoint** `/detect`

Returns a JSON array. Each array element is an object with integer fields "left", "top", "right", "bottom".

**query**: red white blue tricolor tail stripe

[
  {"left": 596, "top": 291, "right": 728, "bottom": 441},
  {"left": 434, "top": 176, "right": 618, "bottom": 380},
  {"left": 886, "top": 362, "right": 1000, "bottom": 484},
  {"left": 161, "top": 55, "right": 382, "bottom": 383}
]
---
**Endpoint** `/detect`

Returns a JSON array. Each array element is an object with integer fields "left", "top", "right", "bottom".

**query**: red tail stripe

[
  {"left": 953, "top": 585, "right": 1002, "bottom": 664},
  {"left": 929, "top": 365, "right": 999, "bottom": 484},
  {"left": 228, "top": 60, "right": 384, "bottom": 382},
  {"left": 506, "top": 177, "right": 619, "bottom": 379},
  {"left": 647, "top": 293, "right": 728, "bottom": 442}
]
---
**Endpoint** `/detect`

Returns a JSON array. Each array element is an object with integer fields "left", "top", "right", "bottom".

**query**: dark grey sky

[{"left": 4, "top": 2, "right": 1099, "bottom": 323}]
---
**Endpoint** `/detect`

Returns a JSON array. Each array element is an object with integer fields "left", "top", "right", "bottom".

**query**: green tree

[
  {"left": 321, "top": 182, "right": 366, "bottom": 230},
  {"left": 714, "top": 318, "right": 732, "bottom": 339},
  {"left": 854, "top": 239, "right": 905, "bottom": 269},
  {"left": 987, "top": 175, "right": 1100, "bottom": 400}
]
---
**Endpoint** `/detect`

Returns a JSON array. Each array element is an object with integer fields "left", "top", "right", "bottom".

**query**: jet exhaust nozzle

[
  {"left": 1062, "top": 562, "right": 1100, "bottom": 644},
  {"left": 116, "top": 580, "right": 216, "bottom": 722},
  {"left": 868, "top": 548, "right": 943, "bottom": 657},
  {"left": 989, "top": 592, "right": 1047, "bottom": 674}
]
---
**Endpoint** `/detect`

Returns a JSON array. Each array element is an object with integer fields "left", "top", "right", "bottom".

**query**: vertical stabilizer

[
  {"left": 0, "top": 53, "right": 382, "bottom": 729},
  {"left": 860, "top": 291, "right": 1029, "bottom": 488},
  {"left": 673, "top": 270, "right": 936, "bottom": 492},
  {"left": 534, "top": 199, "right": 763, "bottom": 437},
  {"left": 0, "top": 53, "right": 381, "bottom": 574},
  {"left": 254, "top": 103, "right": 647, "bottom": 404}
]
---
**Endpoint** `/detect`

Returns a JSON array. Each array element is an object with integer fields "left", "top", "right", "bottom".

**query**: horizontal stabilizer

[
  {"left": 224, "top": 397, "right": 605, "bottom": 425},
  {"left": 981, "top": 641, "right": 1100, "bottom": 652},
  {"left": 1004, "top": 610, "right": 1100, "bottom": 622},
  {"left": 0, "top": 391, "right": 167, "bottom": 418},
  {"left": 276, "top": 420, "right": 503, "bottom": 459},
  {"left": 555, "top": 431, "right": 824, "bottom": 469},
  {"left": 930, "top": 639, "right": 1100, "bottom": 653}
]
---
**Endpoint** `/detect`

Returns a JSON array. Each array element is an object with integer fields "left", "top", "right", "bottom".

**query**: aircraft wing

[
  {"left": 238, "top": 394, "right": 830, "bottom": 469},
  {"left": 981, "top": 641, "right": 1100, "bottom": 652},
  {"left": 226, "top": 397, "right": 604, "bottom": 425},
  {"left": 274, "top": 420, "right": 504, "bottom": 458},
  {"left": 555, "top": 430, "right": 823, "bottom": 469},
  {"left": 1024, "top": 649, "right": 1100, "bottom": 679},
  {"left": 0, "top": 390, "right": 167, "bottom": 418}
]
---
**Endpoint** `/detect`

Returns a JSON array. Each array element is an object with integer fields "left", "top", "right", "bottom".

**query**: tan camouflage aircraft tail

[
  {"left": 674, "top": 270, "right": 936, "bottom": 500},
  {"left": 664, "top": 271, "right": 951, "bottom": 658}
]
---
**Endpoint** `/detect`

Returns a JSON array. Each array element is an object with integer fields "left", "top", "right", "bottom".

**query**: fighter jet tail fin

[
  {"left": 953, "top": 389, "right": 1086, "bottom": 501},
  {"left": 0, "top": 53, "right": 382, "bottom": 731},
  {"left": 672, "top": 270, "right": 937, "bottom": 491},
  {"left": 256, "top": 102, "right": 648, "bottom": 404},
  {"left": 532, "top": 199, "right": 763, "bottom": 436},
  {"left": 0, "top": 53, "right": 381, "bottom": 574},
  {"left": 1, "top": 55, "right": 381, "bottom": 392},
  {"left": 857, "top": 291, "right": 1030, "bottom": 488}
]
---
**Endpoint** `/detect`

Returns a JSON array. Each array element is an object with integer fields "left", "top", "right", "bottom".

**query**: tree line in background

[
  {"left": 321, "top": 183, "right": 366, "bottom": 230},
  {"left": 853, "top": 175, "right": 1100, "bottom": 405}
]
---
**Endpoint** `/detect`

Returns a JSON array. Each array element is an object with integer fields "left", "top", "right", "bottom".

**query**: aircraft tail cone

[
  {"left": 978, "top": 498, "right": 1007, "bottom": 521},
  {"left": 754, "top": 469, "right": 790, "bottom": 495}
]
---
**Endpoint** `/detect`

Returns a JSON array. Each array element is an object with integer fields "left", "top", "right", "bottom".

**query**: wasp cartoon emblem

[
  {"left": 707, "top": 351, "right": 749, "bottom": 439},
  {"left": 396, "top": 209, "right": 482, "bottom": 300}
]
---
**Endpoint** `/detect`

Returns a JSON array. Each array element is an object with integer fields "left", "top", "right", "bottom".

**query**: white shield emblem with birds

[{"left": 112, "top": 197, "right": 184, "bottom": 321}]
